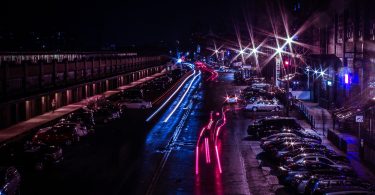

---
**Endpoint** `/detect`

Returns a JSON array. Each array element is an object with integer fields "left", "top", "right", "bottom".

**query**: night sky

[{"left": 1, "top": 0, "right": 247, "bottom": 47}]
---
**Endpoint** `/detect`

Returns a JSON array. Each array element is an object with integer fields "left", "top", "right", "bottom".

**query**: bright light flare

[
  {"left": 286, "top": 36, "right": 293, "bottom": 44},
  {"left": 276, "top": 47, "right": 283, "bottom": 54}
]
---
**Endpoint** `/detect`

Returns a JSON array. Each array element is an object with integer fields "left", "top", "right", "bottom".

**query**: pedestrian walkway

[
  {"left": 0, "top": 70, "right": 167, "bottom": 144},
  {"left": 293, "top": 102, "right": 375, "bottom": 184}
]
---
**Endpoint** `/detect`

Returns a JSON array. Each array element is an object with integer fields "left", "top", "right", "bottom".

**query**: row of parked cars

[
  {"left": 0, "top": 69, "right": 188, "bottom": 195},
  {"left": 224, "top": 80, "right": 285, "bottom": 112},
  {"left": 247, "top": 116, "right": 375, "bottom": 194}
]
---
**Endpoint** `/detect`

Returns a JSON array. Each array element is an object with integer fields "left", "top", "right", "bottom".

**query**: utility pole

[{"left": 284, "top": 58, "right": 290, "bottom": 117}]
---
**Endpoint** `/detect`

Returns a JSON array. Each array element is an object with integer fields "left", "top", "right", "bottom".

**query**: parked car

[
  {"left": 92, "top": 101, "right": 122, "bottom": 124},
  {"left": 285, "top": 151, "right": 349, "bottom": 164},
  {"left": 278, "top": 161, "right": 355, "bottom": 184},
  {"left": 247, "top": 117, "right": 301, "bottom": 137},
  {"left": 290, "top": 170, "right": 352, "bottom": 193},
  {"left": 251, "top": 82, "right": 270, "bottom": 90},
  {"left": 264, "top": 139, "right": 324, "bottom": 155},
  {"left": 0, "top": 166, "right": 21, "bottom": 195},
  {"left": 23, "top": 142, "right": 63, "bottom": 170},
  {"left": 274, "top": 142, "right": 328, "bottom": 157},
  {"left": 245, "top": 100, "right": 284, "bottom": 112},
  {"left": 261, "top": 130, "right": 322, "bottom": 145},
  {"left": 285, "top": 154, "right": 351, "bottom": 169},
  {"left": 277, "top": 146, "right": 334, "bottom": 161},
  {"left": 304, "top": 176, "right": 374, "bottom": 195},
  {"left": 0, "top": 142, "right": 63, "bottom": 171},
  {"left": 118, "top": 99, "right": 152, "bottom": 109},
  {"left": 261, "top": 137, "right": 322, "bottom": 152},
  {"left": 244, "top": 77, "right": 265, "bottom": 85},
  {"left": 65, "top": 110, "right": 95, "bottom": 132},
  {"left": 260, "top": 132, "right": 299, "bottom": 144},
  {"left": 32, "top": 124, "right": 84, "bottom": 146}
]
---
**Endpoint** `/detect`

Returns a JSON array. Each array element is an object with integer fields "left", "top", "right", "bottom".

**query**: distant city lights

[{"left": 327, "top": 81, "right": 332, "bottom": 86}]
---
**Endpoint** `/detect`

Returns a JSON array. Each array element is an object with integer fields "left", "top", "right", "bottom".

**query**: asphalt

[{"left": 14, "top": 69, "right": 375, "bottom": 195}]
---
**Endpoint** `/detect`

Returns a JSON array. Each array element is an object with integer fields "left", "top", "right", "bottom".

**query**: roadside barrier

[{"left": 296, "top": 100, "right": 315, "bottom": 128}]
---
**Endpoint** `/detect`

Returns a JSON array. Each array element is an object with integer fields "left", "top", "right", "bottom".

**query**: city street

[
  {"left": 2, "top": 67, "right": 375, "bottom": 195},
  {"left": 3, "top": 1, "right": 375, "bottom": 195}
]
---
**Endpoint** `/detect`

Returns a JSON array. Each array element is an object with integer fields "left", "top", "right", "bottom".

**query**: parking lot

[{"left": 228, "top": 71, "right": 375, "bottom": 194}]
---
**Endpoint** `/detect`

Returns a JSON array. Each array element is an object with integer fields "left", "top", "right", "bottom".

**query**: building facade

[{"left": 0, "top": 53, "right": 168, "bottom": 129}]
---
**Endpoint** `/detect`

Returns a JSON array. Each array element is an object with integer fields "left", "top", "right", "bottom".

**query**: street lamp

[
  {"left": 305, "top": 66, "right": 310, "bottom": 89},
  {"left": 283, "top": 58, "right": 291, "bottom": 117}
]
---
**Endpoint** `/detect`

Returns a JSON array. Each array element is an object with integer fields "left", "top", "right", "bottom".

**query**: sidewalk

[
  {"left": 294, "top": 101, "right": 375, "bottom": 184},
  {"left": 0, "top": 70, "right": 167, "bottom": 144}
]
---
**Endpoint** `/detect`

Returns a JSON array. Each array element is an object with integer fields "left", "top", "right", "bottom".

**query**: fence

[{"left": 296, "top": 100, "right": 316, "bottom": 128}]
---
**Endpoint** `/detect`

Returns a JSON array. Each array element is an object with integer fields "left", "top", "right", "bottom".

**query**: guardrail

[{"left": 295, "top": 100, "right": 316, "bottom": 128}]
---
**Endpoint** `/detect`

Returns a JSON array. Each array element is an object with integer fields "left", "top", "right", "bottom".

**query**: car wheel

[
  {"left": 275, "top": 107, "right": 280, "bottom": 111},
  {"left": 252, "top": 107, "right": 258, "bottom": 112},
  {"left": 65, "top": 139, "right": 73, "bottom": 146}
]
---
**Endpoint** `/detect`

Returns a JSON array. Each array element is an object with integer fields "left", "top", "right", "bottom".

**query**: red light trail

[
  {"left": 195, "top": 108, "right": 228, "bottom": 175},
  {"left": 195, "top": 62, "right": 218, "bottom": 81}
]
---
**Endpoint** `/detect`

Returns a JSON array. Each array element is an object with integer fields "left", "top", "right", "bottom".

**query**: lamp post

[
  {"left": 284, "top": 59, "right": 290, "bottom": 117},
  {"left": 306, "top": 66, "right": 310, "bottom": 89}
]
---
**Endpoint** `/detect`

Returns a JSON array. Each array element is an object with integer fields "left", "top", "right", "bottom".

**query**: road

[
  {"left": 122, "top": 71, "right": 277, "bottom": 195},
  {"left": 19, "top": 67, "right": 372, "bottom": 195},
  {"left": 28, "top": 63, "right": 375, "bottom": 195},
  {"left": 19, "top": 70, "right": 299, "bottom": 195}
]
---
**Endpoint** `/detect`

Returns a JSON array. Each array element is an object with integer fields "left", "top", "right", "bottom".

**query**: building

[{"left": 0, "top": 52, "right": 168, "bottom": 129}]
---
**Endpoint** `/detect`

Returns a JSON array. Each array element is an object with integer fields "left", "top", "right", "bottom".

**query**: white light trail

[
  {"left": 163, "top": 71, "right": 201, "bottom": 122},
  {"left": 145, "top": 69, "right": 195, "bottom": 122}
]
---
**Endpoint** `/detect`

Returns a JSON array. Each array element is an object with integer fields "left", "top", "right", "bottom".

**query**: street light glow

[
  {"left": 215, "top": 50, "right": 219, "bottom": 53},
  {"left": 286, "top": 37, "right": 293, "bottom": 44},
  {"left": 276, "top": 47, "right": 283, "bottom": 54},
  {"left": 239, "top": 49, "right": 245, "bottom": 54}
]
